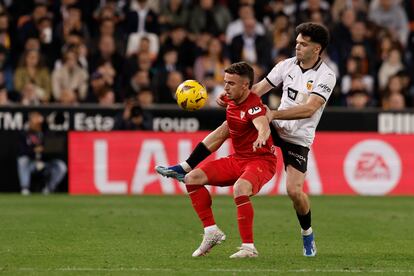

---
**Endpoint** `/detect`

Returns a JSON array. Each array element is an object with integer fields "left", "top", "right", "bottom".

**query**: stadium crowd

[{"left": 0, "top": 0, "right": 413, "bottom": 110}]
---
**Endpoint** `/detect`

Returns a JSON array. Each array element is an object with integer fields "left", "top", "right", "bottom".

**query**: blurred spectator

[
  {"left": 341, "top": 56, "right": 374, "bottom": 95},
  {"left": 20, "top": 82, "right": 40, "bottom": 105},
  {"left": 36, "top": 16, "right": 60, "bottom": 69},
  {"left": 59, "top": 89, "right": 78, "bottom": 105},
  {"left": 331, "top": 0, "right": 367, "bottom": 22},
  {"left": 128, "top": 70, "right": 151, "bottom": 97},
  {"left": 17, "top": 111, "right": 67, "bottom": 195},
  {"left": 24, "top": 36, "right": 41, "bottom": 52},
  {"left": 52, "top": 47, "right": 88, "bottom": 102},
  {"left": 126, "top": 0, "right": 159, "bottom": 34},
  {"left": 229, "top": 17, "right": 272, "bottom": 70},
  {"left": 97, "top": 86, "right": 115, "bottom": 106},
  {"left": 158, "top": 24, "right": 196, "bottom": 77},
  {"left": 334, "top": 20, "right": 375, "bottom": 76},
  {"left": 382, "top": 91, "right": 406, "bottom": 110},
  {"left": 123, "top": 51, "right": 154, "bottom": 98},
  {"left": 298, "top": 0, "right": 332, "bottom": 26},
  {"left": 152, "top": 47, "right": 182, "bottom": 97},
  {"left": 55, "top": 4, "right": 90, "bottom": 47},
  {"left": 369, "top": 0, "right": 409, "bottom": 46},
  {"left": 225, "top": 4, "right": 265, "bottom": 44},
  {"left": 270, "top": 13, "right": 294, "bottom": 61},
  {"left": 0, "top": 12, "right": 11, "bottom": 50},
  {"left": 137, "top": 86, "right": 154, "bottom": 107},
  {"left": 87, "top": 71, "right": 106, "bottom": 102},
  {"left": 126, "top": 33, "right": 159, "bottom": 59},
  {"left": 114, "top": 100, "right": 152, "bottom": 130},
  {"left": 92, "top": 0, "right": 126, "bottom": 24},
  {"left": 0, "top": 84, "right": 11, "bottom": 105},
  {"left": 0, "top": 45, "right": 13, "bottom": 91},
  {"left": 331, "top": 8, "right": 356, "bottom": 61},
  {"left": 378, "top": 47, "right": 404, "bottom": 90},
  {"left": 346, "top": 89, "right": 370, "bottom": 109},
  {"left": 158, "top": 0, "right": 189, "bottom": 33},
  {"left": 14, "top": 49, "right": 51, "bottom": 102},
  {"left": 59, "top": 30, "right": 89, "bottom": 70},
  {"left": 189, "top": 0, "right": 232, "bottom": 36},
  {"left": 204, "top": 72, "right": 224, "bottom": 107},
  {"left": 91, "top": 18, "right": 125, "bottom": 55},
  {"left": 17, "top": 3, "right": 50, "bottom": 47},
  {"left": 157, "top": 70, "right": 183, "bottom": 103},
  {"left": 262, "top": 0, "right": 297, "bottom": 28},
  {"left": 96, "top": 62, "right": 116, "bottom": 89},
  {"left": 90, "top": 34, "right": 124, "bottom": 98},
  {"left": 194, "top": 37, "right": 230, "bottom": 85},
  {"left": 381, "top": 74, "right": 412, "bottom": 107}
]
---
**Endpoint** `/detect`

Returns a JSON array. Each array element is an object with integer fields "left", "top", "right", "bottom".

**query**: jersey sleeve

[
  {"left": 265, "top": 60, "right": 285, "bottom": 88},
  {"left": 312, "top": 72, "right": 336, "bottom": 102},
  {"left": 245, "top": 96, "right": 267, "bottom": 121}
]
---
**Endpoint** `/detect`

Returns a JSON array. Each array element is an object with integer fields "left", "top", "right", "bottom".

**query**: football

[{"left": 175, "top": 80, "right": 208, "bottom": 111}]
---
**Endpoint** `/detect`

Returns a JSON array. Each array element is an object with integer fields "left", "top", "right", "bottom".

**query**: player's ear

[
  {"left": 243, "top": 79, "right": 249, "bottom": 89},
  {"left": 314, "top": 45, "right": 321, "bottom": 55}
]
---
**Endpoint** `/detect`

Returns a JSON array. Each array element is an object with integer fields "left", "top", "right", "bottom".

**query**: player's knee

[
  {"left": 286, "top": 184, "right": 302, "bottom": 200},
  {"left": 233, "top": 181, "right": 252, "bottom": 197},
  {"left": 184, "top": 169, "right": 206, "bottom": 185}
]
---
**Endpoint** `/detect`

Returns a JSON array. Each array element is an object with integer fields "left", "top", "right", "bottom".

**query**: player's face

[
  {"left": 295, "top": 34, "right": 320, "bottom": 62},
  {"left": 223, "top": 73, "right": 249, "bottom": 101}
]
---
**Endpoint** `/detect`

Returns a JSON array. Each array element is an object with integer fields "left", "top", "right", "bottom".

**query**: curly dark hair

[{"left": 296, "top": 22, "right": 330, "bottom": 54}]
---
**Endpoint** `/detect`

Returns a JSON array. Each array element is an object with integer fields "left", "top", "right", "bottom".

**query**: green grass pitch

[{"left": 0, "top": 195, "right": 413, "bottom": 275}]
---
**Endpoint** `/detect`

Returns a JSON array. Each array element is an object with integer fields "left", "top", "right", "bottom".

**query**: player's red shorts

[{"left": 199, "top": 155, "right": 277, "bottom": 195}]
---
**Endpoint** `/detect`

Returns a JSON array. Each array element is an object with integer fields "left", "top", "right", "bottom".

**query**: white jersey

[{"left": 266, "top": 57, "right": 336, "bottom": 148}]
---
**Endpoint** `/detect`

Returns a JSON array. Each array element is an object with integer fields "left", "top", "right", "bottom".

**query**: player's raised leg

[
  {"left": 155, "top": 122, "right": 229, "bottom": 182},
  {"left": 286, "top": 165, "right": 316, "bottom": 257},
  {"left": 184, "top": 168, "right": 226, "bottom": 257}
]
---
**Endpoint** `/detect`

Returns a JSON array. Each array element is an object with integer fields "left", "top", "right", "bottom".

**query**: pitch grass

[{"left": 0, "top": 196, "right": 413, "bottom": 275}]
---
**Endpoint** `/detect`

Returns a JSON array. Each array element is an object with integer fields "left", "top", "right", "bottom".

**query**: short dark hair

[
  {"left": 224, "top": 62, "right": 254, "bottom": 89},
  {"left": 296, "top": 22, "right": 330, "bottom": 54}
]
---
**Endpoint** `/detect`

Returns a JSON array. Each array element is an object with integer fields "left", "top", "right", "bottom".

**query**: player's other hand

[
  {"left": 252, "top": 134, "right": 268, "bottom": 152},
  {"left": 216, "top": 91, "right": 228, "bottom": 108}
]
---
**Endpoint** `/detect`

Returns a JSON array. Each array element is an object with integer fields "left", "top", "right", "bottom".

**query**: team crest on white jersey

[
  {"left": 248, "top": 106, "right": 262, "bottom": 115},
  {"left": 240, "top": 111, "right": 245, "bottom": 119},
  {"left": 306, "top": 80, "right": 313, "bottom": 91}
]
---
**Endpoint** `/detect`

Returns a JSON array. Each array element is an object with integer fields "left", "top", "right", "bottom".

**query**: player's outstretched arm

[
  {"left": 268, "top": 94, "right": 325, "bottom": 121},
  {"left": 251, "top": 78, "right": 273, "bottom": 97},
  {"left": 202, "top": 121, "right": 230, "bottom": 152},
  {"left": 252, "top": 116, "right": 271, "bottom": 152}
]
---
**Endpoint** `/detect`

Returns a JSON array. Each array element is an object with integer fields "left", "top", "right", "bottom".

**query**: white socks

[
  {"left": 180, "top": 161, "right": 192, "bottom": 173},
  {"left": 301, "top": 227, "right": 313, "bottom": 236}
]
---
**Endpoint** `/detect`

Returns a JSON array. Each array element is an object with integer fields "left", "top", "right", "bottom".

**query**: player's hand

[
  {"left": 252, "top": 134, "right": 268, "bottom": 152},
  {"left": 253, "top": 137, "right": 267, "bottom": 152},
  {"left": 216, "top": 91, "right": 228, "bottom": 108}
]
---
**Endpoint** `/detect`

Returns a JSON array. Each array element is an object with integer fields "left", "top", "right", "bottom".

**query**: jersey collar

[{"left": 295, "top": 57, "right": 323, "bottom": 73}]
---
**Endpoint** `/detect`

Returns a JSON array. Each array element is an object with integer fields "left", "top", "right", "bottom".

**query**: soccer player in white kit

[{"left": 156, "top": 22, "right": 336, "bottom": 257}]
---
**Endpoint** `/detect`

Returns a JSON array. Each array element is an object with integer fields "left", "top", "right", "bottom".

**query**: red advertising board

[{"left": 69, "top": 132, "right": 414, "bottom": 195}]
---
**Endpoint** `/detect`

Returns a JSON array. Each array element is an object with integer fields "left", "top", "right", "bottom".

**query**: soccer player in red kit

[{"left": 178, "top": 62, "right": 277, "bottom": 258}]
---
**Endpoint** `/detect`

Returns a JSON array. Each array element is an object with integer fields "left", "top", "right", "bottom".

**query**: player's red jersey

[{"left": 225, "top": 92, "right": 275, "bottom": 159}]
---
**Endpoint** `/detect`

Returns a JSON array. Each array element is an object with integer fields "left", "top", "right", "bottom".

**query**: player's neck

[
  {"left": 300, "top": 55, "right": 320, "bottom": 70},
  {"left": 234, "top": 90, "right": 250, "bottom": 105}
]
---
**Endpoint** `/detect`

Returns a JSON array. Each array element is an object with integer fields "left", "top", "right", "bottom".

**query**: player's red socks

[
  {"left": 235, "top": 195, "right": 254, "bottom": 243},
  {"left": 186, "top": 185, "right": 215, "bottom": 227}
]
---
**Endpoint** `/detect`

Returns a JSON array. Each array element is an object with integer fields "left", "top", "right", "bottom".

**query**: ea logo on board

[{"left": 344, "top": 140, "right": 401, "bottom": 195}]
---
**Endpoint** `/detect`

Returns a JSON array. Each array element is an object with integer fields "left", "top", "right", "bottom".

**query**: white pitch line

[{"left": 8, "top": 267, "right": 414, "bottom": 273}]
